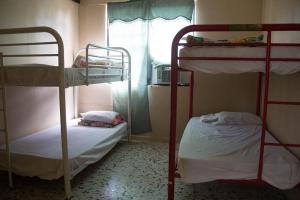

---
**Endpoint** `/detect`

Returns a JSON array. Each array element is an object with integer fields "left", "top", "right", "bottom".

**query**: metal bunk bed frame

[
  {"left": 168, "top": 24, "right": 300, "bottom": 200},
  {"left": 0, "top": 26, "right": 132, "bottom": 200}
]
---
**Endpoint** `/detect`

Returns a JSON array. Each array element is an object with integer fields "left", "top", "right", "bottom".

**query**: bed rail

[
  {"left": 0, "top": 26, "right": 64, "bottom": 68},
  {"left": 169, "top": 24, "right": 300, "bottom": 200},
  {"left": 0, "top": 52, "right": 13, "bottom": 188},
  {"left": 74, "top": 44, "right": 130, "bottom": 85}
]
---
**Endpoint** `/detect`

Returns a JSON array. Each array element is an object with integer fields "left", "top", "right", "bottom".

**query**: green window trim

[{"left": 108, "top": 0, "right": 194, "bottom": 24}]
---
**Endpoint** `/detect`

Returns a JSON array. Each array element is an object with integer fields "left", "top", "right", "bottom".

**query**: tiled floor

[{"left": 0, "top": 141, "right": 299, "bottom": 200}]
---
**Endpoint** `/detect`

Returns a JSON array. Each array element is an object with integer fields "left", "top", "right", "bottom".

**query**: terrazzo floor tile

[{"left": 0, "top": 141, "right": 299, "bottom": 200}]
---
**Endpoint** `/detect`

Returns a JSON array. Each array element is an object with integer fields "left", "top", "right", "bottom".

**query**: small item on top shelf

[
  {"left": 186, "top": 35, "right": 214, "bottom": 45},
  {"left": 231, "top": 34, "right": 264, "bottom": 43},
  {"left": 186, "top": 34, "right": 264, "bottom": 45},
  {"left": 73, "top": 55, "right": 113, "bottom": 68},
  {"left": 79, "top": 110, "right": 125, "bottom": 127}
]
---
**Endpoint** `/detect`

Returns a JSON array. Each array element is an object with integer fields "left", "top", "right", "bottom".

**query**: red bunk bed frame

[{"left": 168, "top": 24, "right": 300, "bottom": 200}]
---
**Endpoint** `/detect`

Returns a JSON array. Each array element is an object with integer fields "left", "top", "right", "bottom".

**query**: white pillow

[
  {"left": 215, "top": 112, "right": 261, "bottom": 125},
  {"left": 80, "top": 111, "right": 120, "bottom": 123}
]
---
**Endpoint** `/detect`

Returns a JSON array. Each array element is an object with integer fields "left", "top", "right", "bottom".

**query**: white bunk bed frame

[{"left": 0, "top": 26, "right": 132, "bottom": 199}]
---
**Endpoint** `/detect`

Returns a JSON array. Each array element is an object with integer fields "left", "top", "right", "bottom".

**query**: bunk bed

[
  {"left": 168, "top": 24, "right": 300, "bottom": 200},
  {"left": 0, "top": 27, "right": 132, "bottom": 199}
]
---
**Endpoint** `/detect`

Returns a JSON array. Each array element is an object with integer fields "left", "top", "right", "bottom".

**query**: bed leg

[
  {"left": 0, "top": 52, "right": 13, "bottom": 188},
  {"left": 59, "top": 86, "right": 72, "bottom": 200}
]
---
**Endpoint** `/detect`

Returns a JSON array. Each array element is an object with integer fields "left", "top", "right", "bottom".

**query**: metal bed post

[
  {"left": 0, "top": 52, "right": 13, "bottom": 188},
  {"left": 43, "top": 27, "right": 72, "bottom": 199},
  {"left": 256, "top": 72, "right": 263, "bottom": 116},
  {"left": 168, "top": 30, "right": 183, "bottom": 200},
  {"left": 111, "top": 47, "right": 132, "bottom": 141},
  {"left": 126, "top": 49, "right": 132, "bottom": 142},
  {"left": 188, "top": 71, "right": 194, "bottom": 119},
  {"left": 257, "top": 31, "right": 272, "bottom": 182},
  {"left": 39, "top": 27, "right": 72, "bottom": 200},
  {"left": 85, "top": 45, "right": 90, "bottom": 85},
  {"left": 168, "top": 57, "right": 177, "bottom": 200},
  {"left": 59, "top": 78, "right": 72, "bottom": 200}
]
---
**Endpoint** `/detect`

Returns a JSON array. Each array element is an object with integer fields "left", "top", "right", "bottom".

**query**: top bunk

[
  {"left": 172, "top": 24, "right": 300, "bottom": 74},
  {"left": 0, "top": 26, "right": 130, "bottom": 87}
]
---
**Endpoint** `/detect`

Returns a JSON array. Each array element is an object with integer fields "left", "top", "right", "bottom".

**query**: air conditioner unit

[{"left": 152, "top": 64, "right": 189, "bottom": 85}]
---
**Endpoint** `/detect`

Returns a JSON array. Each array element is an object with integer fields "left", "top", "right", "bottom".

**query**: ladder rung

[
  {"left": 265, "top": 142, "right": 300, "bottom": 147},
  {"left": 268, "top": 101, "right": 300, "bottom": 105}
]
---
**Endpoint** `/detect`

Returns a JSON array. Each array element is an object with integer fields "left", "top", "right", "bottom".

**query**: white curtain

[{"left": 109, "top": 17, "right": 190, "bottom": 133}]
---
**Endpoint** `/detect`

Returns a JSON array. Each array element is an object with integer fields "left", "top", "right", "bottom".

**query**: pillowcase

[
  {"left": 80, "top": 111, "right": 124, "bottom": 124},
  {"left": 214, "top": 112, "right": 261, "bottom": 125}
]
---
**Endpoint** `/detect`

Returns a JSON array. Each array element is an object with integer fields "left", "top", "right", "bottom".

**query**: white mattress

[
  {"left": 178, "top": 117, "right": 300, "bottom": 189},
  {"left": 0, "top": 119, "right": 127, "bottom": 180},
  {"left": 179, "top": 46, "right": 300, "bottom": 74},
  {"left": 1, "top": 65, "right": 125, "bottom": 87}
]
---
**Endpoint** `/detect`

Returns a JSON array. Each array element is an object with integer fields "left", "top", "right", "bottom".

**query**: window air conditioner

[{"left": 151, "top": 64, "right": 189, "bottom": 85}]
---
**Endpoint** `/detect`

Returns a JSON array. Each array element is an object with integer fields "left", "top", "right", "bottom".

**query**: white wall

[
  {"left": 78, "top": 1, "right": 113, "bottom": 114},
  {"left": 195, "top": 0, "right": 262, "bottom": 39},
  {"left": 262, "top": 0, "right": 300, "bottom": 157},
  {"left": 196, "top": 0, "right": 262, "bottom": 24},
  {"left": 0, "top": 0, "right": 79, "bottom": 141}
]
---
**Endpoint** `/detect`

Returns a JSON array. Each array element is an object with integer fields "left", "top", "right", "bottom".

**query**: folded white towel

[{"left": 200, "top": 114, "right": 218, "bottom": 123}]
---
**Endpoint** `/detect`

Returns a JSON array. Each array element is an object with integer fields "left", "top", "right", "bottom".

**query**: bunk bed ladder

[
  {"left": 257, "top": 30, "right": 300, "bottom": 183},
  {"left": 0, "top": 53, "right": 13, "bottom": 188}
]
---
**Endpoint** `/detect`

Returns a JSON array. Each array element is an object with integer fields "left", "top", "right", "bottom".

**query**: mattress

[
  {"left": 0, "top": 65, "right": 125, "bottom": 87},
  {"left": 0, "top": 119, "right": 127, "bottom": 180},
  {"left": 178, "top": 117, "right": 300, "bottom": 189},
  {"left": 179, "top": 46, "right": 300, "bottom": 74}
]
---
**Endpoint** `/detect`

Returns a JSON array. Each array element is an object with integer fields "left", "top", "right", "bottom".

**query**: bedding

[
  {"left": 186, "top": 34, "right": 264, "bottom": 45},
  {"left": 178, "top": 114, "right": 300, "bottom": 189},
  {"left": 179, "top": 46, "right": 300, "bottom": 74},
  {"left": 200, "top": 112, "right": 262, "bottom": 125},
  {"left": 79, "top": 111, "right": 125, "bottom": 128},
  {"left": 80, "top": 111, "right": 123, "bottom": 123},
  {"left": 73, "top": 55, "right": 123, "bottom": 68},
  {"left": 0, "top": 65, "right": 125, "bottom": 87},
  {"left": 0, "top": 119, "right": 127, "bottom": 180}
]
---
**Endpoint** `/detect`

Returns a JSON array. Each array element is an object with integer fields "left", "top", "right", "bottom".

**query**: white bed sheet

[
  {"left": 0, "top": 119, "right": 127, "bottom": 180},
  {"left": 179, "top": 46, "right": 300, "bottom": 74},
  {"left": 178, "top": 117, "right": 300, "bottom": 189}
]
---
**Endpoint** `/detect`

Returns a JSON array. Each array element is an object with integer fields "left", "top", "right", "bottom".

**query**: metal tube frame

[
  {"left": 169, "top": 24, "right": 300, "bottom": 200},
  {"left": 0, "top": 27, "right": 133, "bottom": 199},
  {"left": 75, "top": 44, "right": 132, "bottom": 140},
  {"left": 0, "top": 26, "right": 71, "bottom": 199},
  {"left": 256, "top": 72, "right": 263, "bottom": 116},
  {"left": 84, "top": 43, "right": 128, "bottom": 85},
  {"left": 0, "top": 52, "right": 13, "bottom": 188},
  {"left": 109, "top": 47, "right": 132, "bottom": 141},
  {"left": 188, "top": 70, "right": 194, "bottom": 119}
]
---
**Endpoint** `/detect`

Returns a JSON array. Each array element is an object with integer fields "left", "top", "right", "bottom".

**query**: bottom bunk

[
  {"left": 0, "top": 119, "right": 127, "bottom": 180},
  {"left": 178, "top": 112, "right": 300, "bottom": 190}
]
